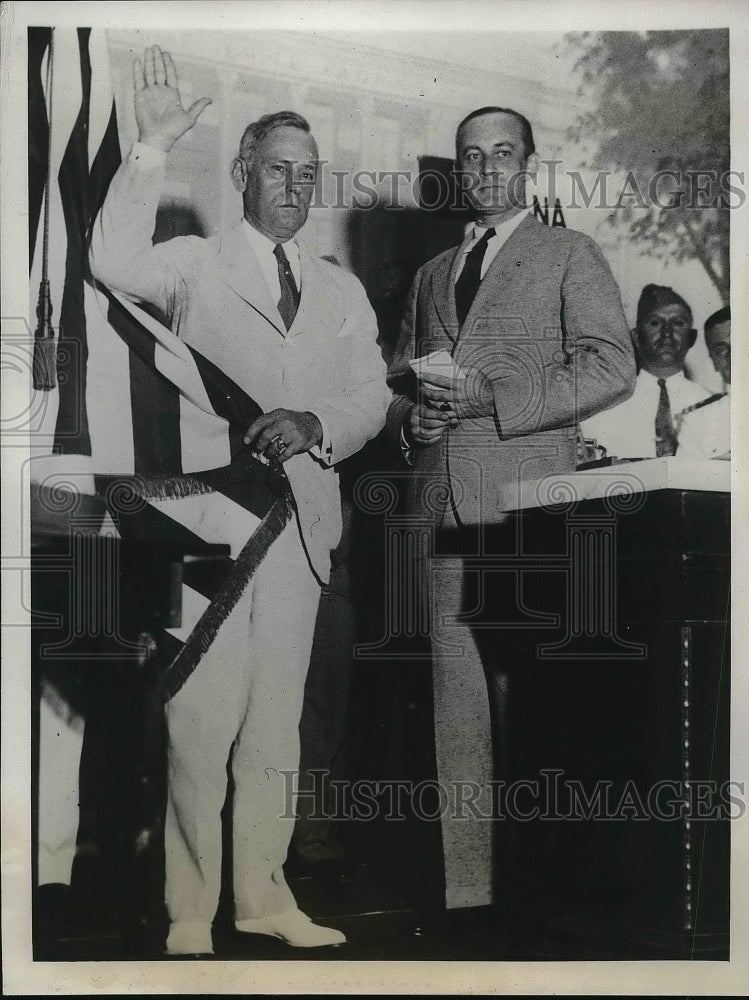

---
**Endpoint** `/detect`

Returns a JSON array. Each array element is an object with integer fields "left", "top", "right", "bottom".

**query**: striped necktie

[
  {"left": 655, "top": 377, "right": 678, "bottom": 456},
  {"left": 273, "top": 243, "right": 300, "bottom": 330}
]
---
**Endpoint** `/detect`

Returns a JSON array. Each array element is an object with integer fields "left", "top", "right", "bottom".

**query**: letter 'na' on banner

[{"left": 28, "top": 27, "right": 295, "bottom": 700}]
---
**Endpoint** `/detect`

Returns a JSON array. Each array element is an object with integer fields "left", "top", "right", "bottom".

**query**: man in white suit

[{"left": 90, "top": 46, "right": 389, "bottom": 955}]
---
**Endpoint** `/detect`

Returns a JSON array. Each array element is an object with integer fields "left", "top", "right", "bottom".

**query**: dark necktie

[
  {"left": 454, "top": 227, "right": 495, "bottom": 327},
  {"left": 655, "top": 377, "right": 678, "bottom": 456},
  {"left": 273, "top": 243, "right": 300, "bottom": 331}
]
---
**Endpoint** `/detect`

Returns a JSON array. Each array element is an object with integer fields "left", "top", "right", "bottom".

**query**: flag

[{"left": 28, "top": 27, "right": 294, "bottom": 700}]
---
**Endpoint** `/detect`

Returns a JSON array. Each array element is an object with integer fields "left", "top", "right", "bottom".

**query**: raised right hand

[{"left": 133, "top": 45, "right": 212, "bottom": 153}]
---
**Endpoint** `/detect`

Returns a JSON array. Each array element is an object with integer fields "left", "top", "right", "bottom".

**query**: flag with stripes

[{"left": 28, "top": 27, "right": 294, "bottom": 700}]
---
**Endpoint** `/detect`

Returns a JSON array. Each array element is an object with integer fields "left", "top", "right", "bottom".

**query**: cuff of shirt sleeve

[
  {"left": 308, "top": 412, "right": 334, "bottom": 465},
  {"left": 399, "top": 424, "right": 415, "bottom": 467},
  {"left": 131, "top": 141, "right": 168, "bottom": 168}
]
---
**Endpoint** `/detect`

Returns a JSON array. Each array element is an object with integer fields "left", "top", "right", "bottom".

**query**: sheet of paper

[{"left": 408, "top": 349, "right": 466, "bottom": 381}]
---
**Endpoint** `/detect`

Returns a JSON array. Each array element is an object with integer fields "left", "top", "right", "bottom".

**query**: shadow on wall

[
  {"left": 154, "top": 202, "right": 207, "bottom": 243},
  {"left": 345, "top": 154, "right": 469, "bottom": 363},
  {"left": 347, "top": 206, "right": 466, "bottom": 364}
]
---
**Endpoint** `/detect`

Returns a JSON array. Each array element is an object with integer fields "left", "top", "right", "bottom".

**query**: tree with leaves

[{"left": 566, "top": 30, "right": 730, "bottom": 303}]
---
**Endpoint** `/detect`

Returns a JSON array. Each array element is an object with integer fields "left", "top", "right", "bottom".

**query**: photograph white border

[{"left": 2, "top": 0, "right": 748, "bottom": 994}]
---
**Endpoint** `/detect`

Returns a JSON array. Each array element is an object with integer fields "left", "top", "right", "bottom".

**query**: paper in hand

[{"left": 408, "top": 349, "right": 466, "bottom": 382}]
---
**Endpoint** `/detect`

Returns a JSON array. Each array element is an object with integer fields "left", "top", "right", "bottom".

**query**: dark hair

[
  {"left": 636, "top": 284, "right": 692, "bottom": 328},
  {"left": 455, "top": 106, "right": 536, "bottom": 159},
  {"left": 705, "top": 305, "right": 730, "bottom": 339},
  {"left": 238, "top": 111, "right": 312, "bottom": 162}
]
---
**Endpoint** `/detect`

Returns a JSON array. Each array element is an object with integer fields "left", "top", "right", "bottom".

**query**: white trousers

[{"left": 164, "top": 522, "right": 321, "bottom": 925}]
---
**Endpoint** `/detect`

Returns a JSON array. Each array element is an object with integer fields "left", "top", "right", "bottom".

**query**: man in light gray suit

[
  {"left": 90, "top": 46, "right": 389, "bottom": 955},
  {"left": 386, "top": 106, "right": 636, "bottom": 918}
]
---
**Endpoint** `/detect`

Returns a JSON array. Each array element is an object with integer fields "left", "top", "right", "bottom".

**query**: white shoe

[
  {"left": 165, "top": 919, "right": 214, "bottom": 956},
  {"left": 235, "top": 907, "right": 346, "bottom": 948}
]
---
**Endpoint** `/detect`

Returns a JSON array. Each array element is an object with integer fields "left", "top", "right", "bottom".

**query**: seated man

[
  {"left": 677, "top": 306, "right": 730, "bottom": 460},
  {"left": 581, "top": 284, "right": 711, "bottom": 458}
]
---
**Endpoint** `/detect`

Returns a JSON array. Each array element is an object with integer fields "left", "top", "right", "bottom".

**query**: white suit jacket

[{"left": 90, "top": 146, "right": 390, "bottom": 582}]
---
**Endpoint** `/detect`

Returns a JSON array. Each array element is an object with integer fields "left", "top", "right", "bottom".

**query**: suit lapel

[
  {"left": 217, "top": 224, "right": 286, "bottom": 336},
  {"left": 461, "top": 214, "right": 540, "bottom": 333},
  {"left": 428, "top": 247, "right": 463, "bottom": 345},
  {"left": 290, "top": 250, "right": 347, "bottom": 339}
]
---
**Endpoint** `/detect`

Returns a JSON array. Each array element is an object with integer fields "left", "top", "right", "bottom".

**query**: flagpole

[{"left": 33, "top": 29, "right": 57, "bottom": 392}]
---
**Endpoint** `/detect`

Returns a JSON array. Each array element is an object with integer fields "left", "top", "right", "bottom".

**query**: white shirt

[
  {"left": 581, "top": 368, "right": 712, "bottom": 459},
  {"left": 677, "top": 389, "right": 730, "bottom": 460},
  {"left": 455, "top": 208, "right": 532, "bottom": 283},
  {"left": 241, "top": 219, "right": 301, "bottom": 303}
]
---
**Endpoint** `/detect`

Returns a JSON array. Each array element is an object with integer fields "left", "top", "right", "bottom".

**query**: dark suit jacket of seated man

[{"left": 386, "top": 106, "right": 636, "bottom": 913}]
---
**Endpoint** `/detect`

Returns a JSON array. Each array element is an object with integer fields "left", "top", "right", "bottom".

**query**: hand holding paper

[{"left": 410, "top": 351, "right": 493, "bottom": 421}]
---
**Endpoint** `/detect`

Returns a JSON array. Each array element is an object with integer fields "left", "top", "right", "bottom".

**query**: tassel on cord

[{"left": 33, "top": 280, "right": 57, "bottom": 390}]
